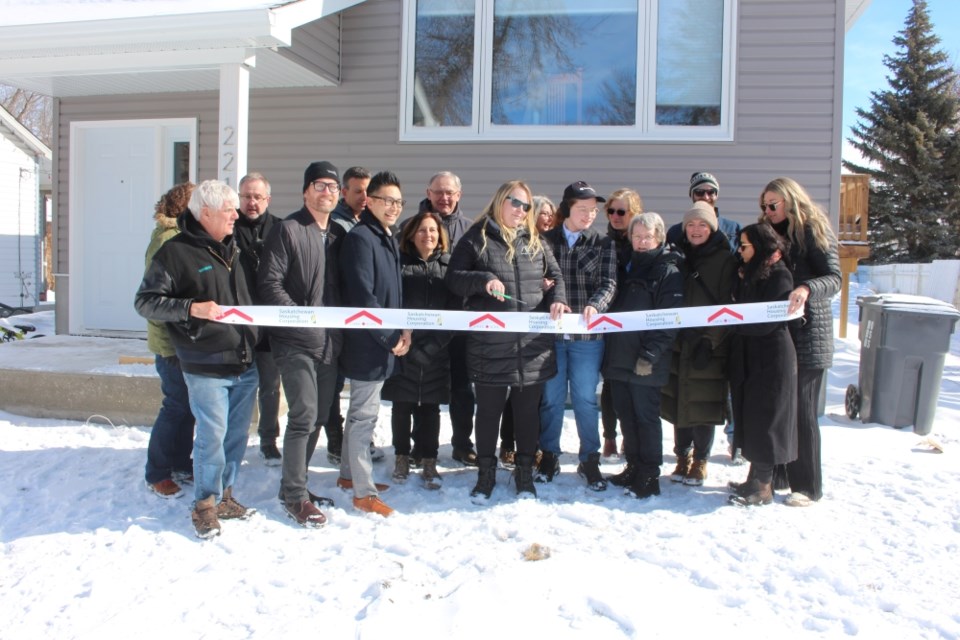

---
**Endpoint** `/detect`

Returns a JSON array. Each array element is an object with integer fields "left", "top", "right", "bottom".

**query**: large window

[{"left": 400, "top": 0, "right": 735, "bottom": 142}]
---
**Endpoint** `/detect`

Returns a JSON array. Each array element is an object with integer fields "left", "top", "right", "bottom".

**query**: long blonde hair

[
  {"left": 474, "top": 180, "right": 543, "bottom": 264},
  {"left": 758, "top": 177, "right": 835, "bottom": 253}
]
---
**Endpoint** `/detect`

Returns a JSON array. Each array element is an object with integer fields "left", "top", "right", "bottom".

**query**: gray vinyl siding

[
  {"left": 54, "top": 0, "right": 845, "bottom": 331},
  {"left": 278, "top": 15, "right": 341, "bottom": 83}
]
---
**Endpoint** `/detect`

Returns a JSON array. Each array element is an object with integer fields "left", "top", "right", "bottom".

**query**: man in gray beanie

[{"left": 666, "top": 171, "right": 741, "bottom": 253}]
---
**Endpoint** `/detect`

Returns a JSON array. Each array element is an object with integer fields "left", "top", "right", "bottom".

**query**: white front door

[{"left": 69, "top": 119, "right": 196, "bottom": 335}]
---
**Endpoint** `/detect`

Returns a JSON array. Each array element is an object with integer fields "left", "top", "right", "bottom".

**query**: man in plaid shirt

[{"left": 537, "top": 181, "right": 618, "bottom": 491}]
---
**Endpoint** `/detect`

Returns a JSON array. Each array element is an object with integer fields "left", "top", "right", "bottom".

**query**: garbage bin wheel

[{"left": 845, "top": 384, "right": 861, "bottom": 420}]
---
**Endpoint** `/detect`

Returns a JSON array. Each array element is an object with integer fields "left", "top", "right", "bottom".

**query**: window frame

[{"left": 399, "top": 0, "right": 738, "bottom": 142}]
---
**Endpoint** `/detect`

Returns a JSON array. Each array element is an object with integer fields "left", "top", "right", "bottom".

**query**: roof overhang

[
  {"left": 0, "top": 105, "right": 52, "bottom": 160},
  {"left": 0, "top": 0, "right": 366, "bottom": 97},
  {"left": 845, "top": 0, "right": 873, "bottom": 32}
]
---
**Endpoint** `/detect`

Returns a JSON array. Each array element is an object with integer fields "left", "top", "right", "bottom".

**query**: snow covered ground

[{"left": 1, "top": 285, "right": 959, "bottom": 639}]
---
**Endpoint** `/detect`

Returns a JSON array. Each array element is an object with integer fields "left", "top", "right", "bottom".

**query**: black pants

[
  {"left": 600, "top": 379, "right": 619, "bottom": 440},
  {"left": 255, "top": 350, "right": 282, "bottom": 443},
  {"left": 673, "top": 424, "right": 716, "bottom": 462},
  {"left": 786, "top": 368, "right": 824, "bottom": 500},
  {"left": 392, "top": 401, "right": 440, "bottom": 458},
  {"left": 499, "top": 393, "right": 515, "bottom": 450},
  {"left": 448, "top": 335, "right": 476, "bottom": 450},
  {"left": 610, "top": 381, "right": 662, "bottom": 478},
  {"left": 474, "top": 384, "right": 543, "bottom": 458}
]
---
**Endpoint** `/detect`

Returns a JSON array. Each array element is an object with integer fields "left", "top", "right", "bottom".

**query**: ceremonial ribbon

[{"left": 215, "top": 301, "right": 801, "bottom": 335}]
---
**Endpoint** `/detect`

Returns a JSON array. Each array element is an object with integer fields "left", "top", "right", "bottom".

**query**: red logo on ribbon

[
  {"left": 707, "top": 307, "right": 744, "bottom": 323},
  {"left": 469, "top": 313, "right": 506, "bottom": 329},
  {"left": 218, "top": 308, "right": 254, "bottom": 323},
  {"left": 344, "top": 310, "right": 383, "bottom": 326},
  {"left": 587, "top": 315, "right": 623, "bottom": 331}
]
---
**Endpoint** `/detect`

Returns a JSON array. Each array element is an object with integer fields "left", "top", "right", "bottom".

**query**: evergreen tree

[{"left": 844, "top": 0, "right": 960, "bottom": 263}]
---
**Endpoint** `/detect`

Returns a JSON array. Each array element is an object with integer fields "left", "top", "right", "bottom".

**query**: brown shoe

[
  {"left": 421, "top": 458, "right": 442, "bottom": 490},
  {"left": 353, "top": 495, "right": 394, "bottom": 517},
  {"left": 683, "top": 459, "right": 708, "bottom": 486},
  {"left": 670, "top": 454, "right": 692, "bottom": 483},
  {"left": 191, "top": 496, "right": 221, "bottom": 539},
  {"left": 146, "top": 478, "right": 183, "bottom": 499},
  {"left": 499, "top": 449, "right": 516, "bottom": 469},
  {"left": 729, "top": 481, "right": 773, "bottom": 506},
  {"left": 217, "top": 487, "right": 256, "bottom": 520},
  {"left": 392, "top": 454, "right": 410, "bottom": 483},
  {"left": 285, "top": 499, "right": 327, "bottom": 528},
  {"left": 601, "top": 438, "right": 618, "bottom": 460},
  {"left": 336, "top": 477, "right": 390, "bottom": 492}
]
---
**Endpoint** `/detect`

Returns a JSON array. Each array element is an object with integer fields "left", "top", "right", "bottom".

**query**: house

[
  {"left": 0, "top": 0, "right": 872, "bottom": 336},
  {"left": 0, "top": 104, "right": 51, "bottom": 310}
]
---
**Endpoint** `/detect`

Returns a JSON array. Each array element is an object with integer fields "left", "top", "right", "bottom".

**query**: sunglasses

[
  {"left": 761, "top": 200, "right": 783, "bottom": 213},
  {"left": 737, "top": 243, "right": 753, "bottom": 252},
  {"left": 606, "top": 208, "right": 628, "bottom": 217},
  {"left": 693, "top": 189, "right": 718, "bottom": 197},
  {"left": 505, "top": 197, "right": 532, "bottom": 212}
]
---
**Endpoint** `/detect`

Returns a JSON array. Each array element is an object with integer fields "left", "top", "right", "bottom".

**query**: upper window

[{"left": 400, "top": 0, "right": 735, "bottom": 142}]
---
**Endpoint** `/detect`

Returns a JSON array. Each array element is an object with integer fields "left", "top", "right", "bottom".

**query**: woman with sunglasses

[
  {"left": 599, "top": 188, "right": 644, "bottom": 459},
  {"left": 759, "top": 178, "right": 840, "bottom": 507},
  {"left": 727, "top": 223, "right": 798, "bottom": 506},
  {"left": 446, "top": 180, "right": 568, "bottom": 503}
]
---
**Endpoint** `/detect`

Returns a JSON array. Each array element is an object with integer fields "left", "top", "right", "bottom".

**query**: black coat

[
  {"left": 382, "top": 250, "right": 454, "bottom": 405},
  {"left": 134, "top": 213, "right": 258, "bottom": 376},
  {"left": 257, "top": 207, "right": 343, "bottom": 364},
  {"left": 660, "top": 230, "right": 738, "bottom": 428},
  {"left": 772, "top": 220, "right": 841, "bottom": 370},
  {"left": 602, "top": 246, "right": 684, "bottom": 387},
  {"left": 339, "top": 209, "right": 404, "bottom": 381},
  {"left": 729, "top": 261, "right": 798, "bottom": 465},
  {"left": 445, "top": 217, "right": 566, "bottom": 387}
]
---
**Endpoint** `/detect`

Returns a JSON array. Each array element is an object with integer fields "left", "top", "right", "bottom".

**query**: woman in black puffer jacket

[
  {"left": 446, "top": 180, "right": 567, "bottom": 503},
  {"left": 382, "top": 211, "right": 455, "bottom": 491},
  {"left": 759, "top": 177, "right": 841, "bottom": 506},
  {"left": 602, "top": 212, "right": 683, "bottom": 499}
]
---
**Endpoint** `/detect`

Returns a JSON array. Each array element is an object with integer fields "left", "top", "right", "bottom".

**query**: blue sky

[{"left": 842, "top": 0, "right": 960, "bottom": 163}]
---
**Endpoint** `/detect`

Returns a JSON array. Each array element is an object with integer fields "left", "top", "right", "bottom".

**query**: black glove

[
  {"left": 691, "top": 337, "right": 713, "bottom": 370},
  {"left": 634, "top": 357, "right": 654, "bottom": 376}
]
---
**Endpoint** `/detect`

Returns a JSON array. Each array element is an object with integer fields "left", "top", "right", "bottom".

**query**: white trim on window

[{"left": 399, "top": 0, "right": 737, "bottom": 143}]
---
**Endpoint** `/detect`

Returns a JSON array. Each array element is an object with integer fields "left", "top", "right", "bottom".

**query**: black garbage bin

[{"left": 845, "top": 294, "right": 960, "bottom": 435}]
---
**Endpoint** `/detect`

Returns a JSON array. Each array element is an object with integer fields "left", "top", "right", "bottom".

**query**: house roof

[
  {"left": 0, "top": 0, "right": 367, "bottom": 96},
  {"left": 0, "top": 105, "right": 52, "bottom": 161}
]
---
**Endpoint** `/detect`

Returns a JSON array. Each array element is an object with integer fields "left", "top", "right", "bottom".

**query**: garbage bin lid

[{"left": 856, "top": 293, "right": 960, "bottom": 317}]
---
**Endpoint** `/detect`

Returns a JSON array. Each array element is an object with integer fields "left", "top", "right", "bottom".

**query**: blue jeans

[
  {"left": 183, "top": 365, "right": 259, "bottom": 503},
  {"left": 539, "top": 339, "right": 604, "bottom": 462},
  {"left": 145, "top": 355, "right": 195, "bottom": 483}
]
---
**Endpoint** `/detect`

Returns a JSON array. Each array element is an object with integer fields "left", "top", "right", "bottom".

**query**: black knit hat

[{"left": 303, "top": 161, "right": 340, "bottom": 193}]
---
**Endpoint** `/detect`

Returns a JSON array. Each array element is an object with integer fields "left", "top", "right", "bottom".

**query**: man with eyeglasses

[
  {"left": 235, "top": 172, "right": 284, "bottom": 467},
  {"left": 666, "top": 172, "right": 741, "bottom": 253},
  {"left": 413, "top": 171, "right": 477, "bottom": 466},
  {"left": 257, "top": 161, "right": 347, "bottom": 527},
  {"left": 331, "top": 166, "right": 371, "bottom": 233}
]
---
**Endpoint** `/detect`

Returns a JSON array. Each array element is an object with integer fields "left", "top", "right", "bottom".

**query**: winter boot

[
  {"left": 534, "top": 451, "right": 560, "bottom": 483},
  {"left": 325, "top": 421, "right": 343, "bottom": 465},
  {"left": 421, "top": 458, "right": 442, "bottom": 490},
  {"left": 607, "top": 461, "right": 638, "bottom": 488},
  {"left": 627, "top": 474, "right": 661, "bottom": 500},
  {"left": 577, "top": 453, "right": 608, "bottom": 491},
  {"left": 728, "top": 480, "right": 773, "bottom": 506},
  {"left": 191, "top": 495, "right": 221, "bottom": 539},
  {"left": 683, "top": 459, "right": 708, "bottom": 486},
  {"left": 470, "top": 456, "right": 497, "bottom": 502},
  {"left": 392, "top": 454, "right": 410, "bottom": 483},
  {"left": 670, "top": 453, "right": 693, "bottom": 483},
  {"left": 601, "top": 437, "right": 618, "bottom": 460},
  {"left": 258, "top": 440, "right": 282, "bottom": 467},
  {"left": 217, "top": 486, "right": 256, "bottom": 520},
  {"left": 514, "top": 453, "right": 537, "bottom": 499}
]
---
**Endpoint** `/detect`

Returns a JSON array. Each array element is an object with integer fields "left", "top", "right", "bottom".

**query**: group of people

[{"left": 135, "top": 165, "right": 840, "bottom": 539}]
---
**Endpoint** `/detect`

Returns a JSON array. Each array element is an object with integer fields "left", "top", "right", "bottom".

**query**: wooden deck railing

[{"left": 839, "top": 174, "right": 869, "bottom": 244}]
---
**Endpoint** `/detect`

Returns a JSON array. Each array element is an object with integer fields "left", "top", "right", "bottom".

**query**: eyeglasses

[
  {"left": 632, "top": 234, "right": 658, "bottom": 243},
  {"left": 693, "top": 189, "right": 718, "bottom": 198},
  {"left": 572, "top": 207, "right": 599, "bottom": 216},
  {"left": 760, "top": 200, "right": 783, "bottom": 213},
  {"left": 429, "top": 189, "right": 460, "bottom": 198},
  {"left": 504, "top": 197, "right": 532, "bottom": 212},
  {"left": 606, "top": 208, "right": 628, "bottom": 217},
  {"left": 240, "top": 194, "right": 269, "bottom": 202},
  {"left": 737, "top": 243, "right": 753, "bottom": 251},
  {"left": 369, "top": 194, "right": 406, "bottom": 209},
  {"left": 312, "top": 181, "right": 341, "bottom": 194}
]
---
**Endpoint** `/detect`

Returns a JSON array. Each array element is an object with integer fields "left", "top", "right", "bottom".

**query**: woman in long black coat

[
  {"left": 445, "top": 180, "right": 567, "bottom": 503},
  {"left": 382, "top": 211, "right": 454, "bottom": 490},
  {"left": 728, "top": 223, "right": 798, "bottom": 506}
]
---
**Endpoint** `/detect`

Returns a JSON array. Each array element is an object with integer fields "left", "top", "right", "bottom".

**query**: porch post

[{"left": 218, "top": 62, "right": 252, "bottom": 188}]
